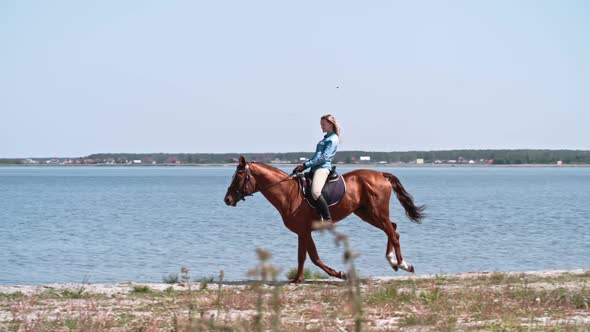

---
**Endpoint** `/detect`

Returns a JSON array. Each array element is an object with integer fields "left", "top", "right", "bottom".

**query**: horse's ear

[{"left": 239, "top": 156, "right": 246, "bottom": 168}]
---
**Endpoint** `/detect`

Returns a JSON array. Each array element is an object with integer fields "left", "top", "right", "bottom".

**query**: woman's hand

[{"left": 292, "top": 164, "right": 307, "bottom": 174}]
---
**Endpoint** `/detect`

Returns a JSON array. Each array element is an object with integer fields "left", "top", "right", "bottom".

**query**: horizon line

[{"left": 3, "top": 148, "right": 590, "bottom": 159}]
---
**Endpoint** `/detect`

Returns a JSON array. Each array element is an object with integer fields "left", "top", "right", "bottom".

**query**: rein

[
  {"left": 228, "top": 164, "right": 294, "bottom": 201},
  {"left": 258, "top": 172, "right": 295, "bottom": 192}
]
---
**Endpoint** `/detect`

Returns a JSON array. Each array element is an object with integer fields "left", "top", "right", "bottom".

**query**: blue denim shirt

[{"left": 304, "top": 132, "right": 339, "bottom": 172}]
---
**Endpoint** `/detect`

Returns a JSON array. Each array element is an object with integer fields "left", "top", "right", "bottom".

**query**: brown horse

[{"left": 224, "top": 156, "right": 425, "bottom": 283}]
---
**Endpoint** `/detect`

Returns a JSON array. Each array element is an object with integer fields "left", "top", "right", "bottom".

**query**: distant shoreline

[
  {"left": 2, "top": 163, "right": 590, "bottom": 168},
  {"left": 5, "top": 149, "right": 590, "bottom": 167}
]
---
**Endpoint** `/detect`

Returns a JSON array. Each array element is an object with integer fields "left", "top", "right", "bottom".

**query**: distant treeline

[
  {"left": 3, "top": 150, "right": 590, "bottom": 165},
  {"left": 87, "top": 150, "right": 590, "bottom": 164},
  {"left": 0, "top": 159, "right": 23, "bottom": 165}
]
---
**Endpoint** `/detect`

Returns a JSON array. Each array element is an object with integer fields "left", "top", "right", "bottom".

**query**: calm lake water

[{"left": 0, "top": 166, "right": 588, "bottom": 285}]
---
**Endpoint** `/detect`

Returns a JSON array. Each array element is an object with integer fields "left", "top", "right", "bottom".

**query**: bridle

[
  {"left": 228, "top": 163, "right": 294, "bottom": 201},
  {"left": 228, "top": 164, "right": 254, "bottom": 201}
]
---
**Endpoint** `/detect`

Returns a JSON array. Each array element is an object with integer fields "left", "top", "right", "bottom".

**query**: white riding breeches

[{"left": 311, "top": 168, "right": 330, "bottom": 200}]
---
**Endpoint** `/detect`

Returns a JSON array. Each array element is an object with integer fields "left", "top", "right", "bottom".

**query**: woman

[{"left": 293, "top": 114, "right": 341, "bottom": 223}]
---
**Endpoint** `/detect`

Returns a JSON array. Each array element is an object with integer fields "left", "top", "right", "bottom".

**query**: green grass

[
  {"left": 0, "top": 291, "right": 25, "bottom": 300},
  {"left": 285, "top": 267, "right": 329, "bottom": 280},
  {"left": 2, "top": 269, "right": 589, "bottom": 331},
  {"left": 402, "top": 313, "right": 439, "bottom": 327},
  {"left": 418, "top": 287, "right": 441, "bottom": 304},
  {"left": 572, "top": 292, "right": 589, "bottom": 309},
  {"left": 39, "top": 288, "right": 92, "bottom": 299},
  {"left": 162, "top": 273, "right": 179, "bottom": 284},
  {"left": 365, "top": 286, "right": 416, "bottom": 304},
  {"left": 130, "top": 285, "right": 153, "bottom": 294},
  {"left": 198, "top": 277, "right": 215, "bottom": 290}
]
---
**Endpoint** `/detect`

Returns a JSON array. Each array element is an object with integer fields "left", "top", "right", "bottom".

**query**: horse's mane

[{"left": 250, "top": 162, "right": 289, "bottom": 176}]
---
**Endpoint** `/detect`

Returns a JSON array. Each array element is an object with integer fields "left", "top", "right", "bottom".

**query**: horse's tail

[{"left": 383, "top": 173, "right": 425, "bottom": 224}]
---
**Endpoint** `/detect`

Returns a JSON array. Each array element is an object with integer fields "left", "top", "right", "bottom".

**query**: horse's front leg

[
  {"left": 290, "top": 233, "right": 308, "bottom": 283},
  {"left": 306, "top": 232, "right": 346, "bottom": 280}
]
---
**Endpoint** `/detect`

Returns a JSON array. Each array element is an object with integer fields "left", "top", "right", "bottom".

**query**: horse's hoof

[
  {"left": 387, "top": 254, "right": 399, "bottom": 271},
  {"left": 338, "top": 271, "right": 347, "bottom": 280},
  {"left": 389, "top": 261, "right": 399, "bottom": 271},
  {"left": 289, "top": 278, "right": 303, "bottom": 284},
  {"left": 399, "top": 261, "right": 414, "bottom": 273}
]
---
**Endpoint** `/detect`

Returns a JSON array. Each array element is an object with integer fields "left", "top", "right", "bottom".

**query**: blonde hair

[{"left": 321, "top": 114, "right": 341, "bottom": 138}]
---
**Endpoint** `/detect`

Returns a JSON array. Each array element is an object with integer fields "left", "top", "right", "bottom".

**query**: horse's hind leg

[
  {"left": 354, "top": 209, "right": 414, "bottom": 273},
  {"left": 305, "top": 232, "right": 346, "bottom": 279},
  {"left": 386, "top": 233, "right": 414, "bottom": 272},
  {"left": 385, "top": 220, "right": 413, "bottom": 271},
  {"left": 381, "top": 218, "right": 413, "bottom": 272}
]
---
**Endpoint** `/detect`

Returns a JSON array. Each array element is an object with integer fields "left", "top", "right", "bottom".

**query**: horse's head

[{"left": 224, "top": 156, "right": 257, "bottom": 207}]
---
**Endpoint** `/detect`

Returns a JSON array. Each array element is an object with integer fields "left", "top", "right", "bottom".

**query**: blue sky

[{"left": 1, "top": 1, "right": 588, "bottom": 157}]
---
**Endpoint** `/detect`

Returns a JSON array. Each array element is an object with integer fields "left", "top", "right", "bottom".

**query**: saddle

[{"left": 297, "top": 167, "right": 346, "bottom": 208}]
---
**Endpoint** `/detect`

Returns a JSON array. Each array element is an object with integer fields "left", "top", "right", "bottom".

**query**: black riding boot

[{"left": 315, "top": 194, "right": 332, "bottom": 222}]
